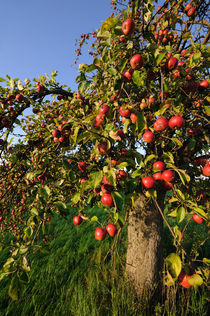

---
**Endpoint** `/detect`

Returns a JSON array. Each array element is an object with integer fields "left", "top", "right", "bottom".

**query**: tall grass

[{"left": 0, "top": 206, "right": 208, "bottom": 316}]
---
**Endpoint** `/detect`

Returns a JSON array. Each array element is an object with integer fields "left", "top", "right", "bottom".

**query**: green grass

[{"left": 0, "top": 206, "right": 208, "bottom": 316}]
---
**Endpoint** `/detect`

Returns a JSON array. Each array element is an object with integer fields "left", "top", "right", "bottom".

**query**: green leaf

[
  {"left": 31, "top": 207, "right": 38, "bottom": 216},
  {"left": 165, "top": 253, "right": 182, "bottom": 280},
  {"left": 72, "top": 126, "right": 80, "bottom": 144},
  {"left": 168, "top": 209, "right": 177, "bottom": 217},
  {"left": 144, "top": 154, "right": 155, "bottom": 165},
  {"left": 39, "top": 187, "right": 49, "bottom": 201},
  {"left": 177, "top": 206, "right": 185, "bottom": 223},
  {"left": 89, "top": 171, "right": 103, "bottom": 189},
  {"left": 54, "top": 201, "right": 67, "bottom": 211},
  {"left": 71, "top": 192, "right": 81, "bottom": 204},
  {"left": 132, "top": 70, "right": 144, "bottom": 87},
  {"left": 101, "top": 16, "right": 118, "bottom": 32},
  {"left": 8, "top": 275, "right": 24, "bottom": 301},
  {"left": 90, "top": 216, "right": 98, "bottom": 222},
  {"left": 188, "top": 274, "right": 203, "bottom": 287},
  {"left": 155, "top": 51, "right": 166, "bottom": 66},
  {"left": 137, "top": 112, "right": 146, "bottom": 134},
  {"left": 0, "top": 77, "right": 5, "bottom": 82},
  {"left": 176, "top": 190, "right": 185, "bottom": 201},
  {"left": 112, "top": 191, "right": 125, "bottom": 211}
]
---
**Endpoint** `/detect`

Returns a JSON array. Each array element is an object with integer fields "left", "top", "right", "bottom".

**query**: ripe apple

[
  {"left": 101, "top": 184, "right": 113, "bottom": 194},
  {"left": 199, "top": 79, "right": 209, "bottom": 89},
  {"left": 122, "top": 69, "right": 133, "bottom": 81},
  {"left": 192, "top": 214, "right": 204, "bottom": 224},
  {"left": 142, "top": 176, "right": 155, "bottom": 189},
  {"left": 117, "top": 129, "right": 125, "bottom": 140},
  {"left": 103, "top": 175, "right": 112, "bottom": 185},
  {"left": 95, "top": 227, "right": 107, "bottom": 241},
  {"left": 119, "top": 106, "right": 131, "bottom": 118},
  {"left": 93, "top": 187, "right": 101, "bottom": 195},
  {"left": 181, "top": 49, "right": 187, "bottom": 57},
  {"left": 106, "top": 223, "right": 117, "bottom": 237},
  {"left": 52, "top": 129, "right": 61, "bottom": 138},
  {"left": 178, "top": 270, "right": 193, "bottom": 288},
  {"left": 78, "top": 161, "right": 87, "bottom": 172},
  {"left": 117, "top": 170, "right": 127, "bottom": 179},
  {"left": 169, "top": 116, "right": 184, "bottom": 129},
  {"left": 99, "top": 105, "right": 110, "bottom": 117},
  {"left": 73, "top": 215, "right": 83, "bottom": 225},
  {"left": 16, "top": 94, "right": 24, "bottom": 102},
  {"left": 166, "top": 57, "right": 178, "bottom": 70},
  {"left": 80, "top": 178, "right": 86, "bottom": 184},
  {"left": 153, "top": 161, "right": 165, "bottom": 171},
  {"left": 36, "top": 82, "right": 43, "bottom": 92},
  {"left": 153, "top": 172, "right": 162, "bottom": 181},
  {"left": 154, "top": 117, "right": 168, "bottom": 131},
  {"left": 130, "top": 54, "right": 144, "bottom": 70},
  {"left": 203, "top": 164, "right": 210, "bottom": 177},
  {"left": 1, "top": 117, "right": 10, "bottom": 127},
  {"left": 122, "top": 19, "right": 135, "bottom": 36},
  {"left": 142, "top": 131, "right": 155, "bottom": 143},
  {"left": 162, "top": 170, "right": 175, "bottom": 182},
  {"left": 97, "top": 141, "right": 110, "bottom": 155},
  {"left": 162, "top": 181, "right": 173, "bottom": 191},
  {"left": 95, "top": 114, "right": 103, "bottom": 127},
  {"left": 130, "top": 113, "right": 137, "bottom": 123},
  {"left": 101, "top": 193, "right": 114, "bottom": 207},
  {"left": 185, "top": 3, "right": 191, "bottom": 11},
  {"left": 187, "top": 7, "right": 195, "bottom": 16}
]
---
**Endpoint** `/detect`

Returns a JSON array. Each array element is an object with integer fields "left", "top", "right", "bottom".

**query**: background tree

[{"left": 0, "top": 0, "right": 209, "bottom": 301}]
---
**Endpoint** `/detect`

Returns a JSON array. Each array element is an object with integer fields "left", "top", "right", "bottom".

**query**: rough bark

[{"left": 126, "top": 192, "right": 165, "bottom": 297}]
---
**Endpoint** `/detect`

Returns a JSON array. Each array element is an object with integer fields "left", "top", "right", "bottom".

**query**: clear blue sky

[{"left": 0, "top": 0, "right": 112, "bottom": 92}]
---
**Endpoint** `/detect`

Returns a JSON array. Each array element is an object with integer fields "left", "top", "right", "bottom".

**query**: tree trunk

[{"left": 126, "top": 192, "right": 164, "bottom": 297}]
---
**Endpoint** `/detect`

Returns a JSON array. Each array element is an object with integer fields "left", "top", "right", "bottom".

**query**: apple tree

[{"left": 0, "top": 0, "right": 209, "bottom": 300}]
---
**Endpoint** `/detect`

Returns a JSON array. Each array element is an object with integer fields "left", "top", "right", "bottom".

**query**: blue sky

[{"left": 0, "top": 0, "right": 112, "bottom": 92}]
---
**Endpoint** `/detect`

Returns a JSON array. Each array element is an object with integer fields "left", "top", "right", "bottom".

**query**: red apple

[
  {"left": 153, "top": 172, "right": 162, "bottom": 181},
  {"left": 78, "top": 161, "right": 87, "bottom": 172},
  {"left": 97, "top": 141, "right": 110, "bottom": 155},
  {"left": 122, "top": 69, "right": 133, "bottom": 81},
  {"left": 1, "top": 117, "right": 10, "bottom": 127},
  {"left": 203, "top": 164, "right": 210, "bottom": 177},
  {"left": 103, "top": 175, "right": 112, "bottom": 185},
  {"left": 169, "top": 116, "right": 184, "bottom": 129},
  {"left": 142, "top": 131, "right": 154, "bottom": 143},
  {"left": 162, "top": 181, "right": 173, "bottom": 191},
  {"left": 142, "top": 176, "right": 155, "bottom": 189},
  {"left": 73, "top": 215, "right": 83, "bottom": 225},
  {"left": 166, "top": 57, "right": 178, "bottom": 70},
  {"left": 153, "top": 161, "right": 165, "bottom": 171},
  {"left": 122, "top": 19, "right": 135, "bottom": 36},
  {"left": 154, "top": 117, "right": 168, "bottom": 131},
  {"left": 95, "top": 114, "right": 103, "bottom": 127},
  {"left": 199, "top": 79, "right": 209, "bottom": 89},
  {"left": 52, "top": 129, "right": 61, "bottom": 138},
  {"left": 117, "top": 170, "right": 127, "bottom": 179},
  {"left": 106, "top": 223, "right": 117, "bottom": 237},
  {"left": 101, "top": 184, "right": 113, "bottom": 194},
  {"left": 119, "top": 106, "right": 131, "bottom": 118},
  {"left": 192, "top": 214, "right": 204, "bottom": 224},
  {"left": 101, "top": 193, "right": 114, "bottom": 207},
  {"left": 117, "top": 129, "right": 125, "bottom": 140},
  {"left": 130, "top": 54, "right": 144, "bottom": 70},
  {"left": 130, "top": 113, "right": 137, "bottom": 123},
  {"left": 95, "top": 227, "right": 107, "bottom": 241},
  {"left": 162, "top": 170, "right": 175, "bottom": 182},
  {"left": 16, "top": 94, "right": 24, "bottom": 102},
  {"left": 185, "top": 3, "right": 191, "bottom": 11},
  {"left": 80, "top": 178, "right": 86, "bottom": 184},
  {"left": 99, "top": 105, "right": 110, "bottom": 117},
  {"left": 187, "top": 7, "right": 195, "bottom": 16},
  {"left": 178, "top": 270, "right": 193, "bottom": 288}
]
